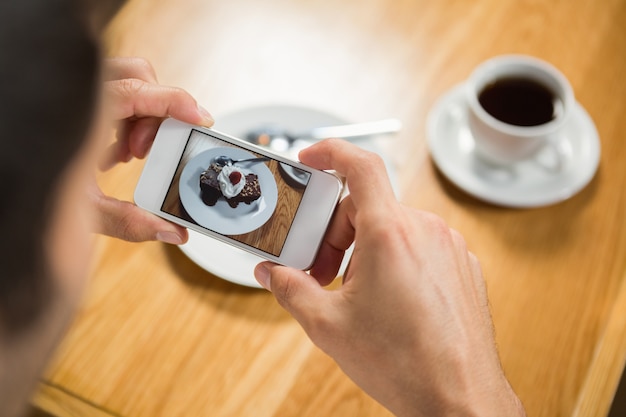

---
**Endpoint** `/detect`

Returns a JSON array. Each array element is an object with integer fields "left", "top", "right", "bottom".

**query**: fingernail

[
  {"left": 156, "top": 231, "right": 184, "bottom": 245},
  {"left": 197, "top": 105, "right": 214, "bottom": 126},
  {"left": 254, "top": 264, "right": 271, "bottom": 291}
]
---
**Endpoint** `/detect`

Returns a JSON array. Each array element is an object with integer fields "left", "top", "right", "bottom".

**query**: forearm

[{"left": 385, "top": 369, "right": 526, "bottom": 417}]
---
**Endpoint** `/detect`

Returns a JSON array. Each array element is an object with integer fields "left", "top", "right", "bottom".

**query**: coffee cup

[{"left": 466, "top": 55, "right": 574, "bottom": 167}]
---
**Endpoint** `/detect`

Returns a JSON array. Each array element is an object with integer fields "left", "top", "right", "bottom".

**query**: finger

[
  {"left": 308, "top": 196, "right": 356, "bottom": 283},
  {"left": 105, "top": 78, "right": 214, "bottom": 127},
  {"left": 322, "top": 195, "right": 357, "bottom": 251},
  {"left": 99, "top": 116, "right": 165, "bottom": 170},
  {"left": 308, "top": 243, "right": 346, "bottom": 286},
  {"left": 254, "top": 262, "right": 334, "bottom": 336},
  {"left": 103, "top": 57, "right": 158, "bottom": 83},
  {"left": 299, "top": 139, "right": 395, "bottom": 210},
  {"left": 98, "top": 121, "right": 137, "bottom": 171},
  {"left": 126, "top": 116, "right": 164, "bottom": 159},
  {"left": 98, "top": 137, "right": 132, "bottom": 171},
  {"left": 91, "top": 188, "right": 188, "bottom": 244}
]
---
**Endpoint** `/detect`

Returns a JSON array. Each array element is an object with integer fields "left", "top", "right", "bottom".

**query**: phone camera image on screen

[{"left": 160, "top": 129, "right": 311, "bottom": 257}]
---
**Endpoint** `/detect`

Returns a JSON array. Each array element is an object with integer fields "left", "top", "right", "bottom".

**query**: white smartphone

[{"left": 134, "top": 118, "right": 344, "bottom": 270}]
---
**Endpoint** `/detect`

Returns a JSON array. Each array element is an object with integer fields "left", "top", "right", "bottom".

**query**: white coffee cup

[{"left": 466, "top": 55, "right": 574, "bottom": 167}]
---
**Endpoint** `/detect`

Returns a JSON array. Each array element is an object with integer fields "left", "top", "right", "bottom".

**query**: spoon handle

[
  {"left": 234, "top": 157, "right": 271, "bottom": 164},
  {"left": 307, "top": 118, "right": 402, "bottom": 140}
]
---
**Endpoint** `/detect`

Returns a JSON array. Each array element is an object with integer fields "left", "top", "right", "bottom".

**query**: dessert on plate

[{"left": 199, "top": 163, "right": 261, "bottom": 208}]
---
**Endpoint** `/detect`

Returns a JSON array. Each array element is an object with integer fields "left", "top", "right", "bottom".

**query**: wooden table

[{"left": 33, "top": 1, "right": 626, "bottom": 416}]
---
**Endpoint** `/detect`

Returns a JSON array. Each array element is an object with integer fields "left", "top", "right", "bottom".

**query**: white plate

[
  {"left": 179, "top": 147, "right": 278, "bottom": 235},
  {"left": 182, "top": 230, "right": 270, "bottom": 288},
  {"left": 427, "top": 83, "right": 600, "bottom": 208}
]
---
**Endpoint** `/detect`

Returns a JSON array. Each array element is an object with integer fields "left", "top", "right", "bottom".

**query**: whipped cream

[{"left": 217, "top": 165, "right": 246, "bottom": 198}]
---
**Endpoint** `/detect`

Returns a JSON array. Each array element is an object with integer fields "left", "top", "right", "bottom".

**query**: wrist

[
  {"left": 434, "top": 374, "right": 526, "bottom": 417},
  {"left": 389, "top": 362, "right": 526, "bottom": 417}
]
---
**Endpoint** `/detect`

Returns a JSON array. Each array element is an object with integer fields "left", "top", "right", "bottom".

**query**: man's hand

[{"left": 91, "top": 57, "right": 213, "bottom": 243}]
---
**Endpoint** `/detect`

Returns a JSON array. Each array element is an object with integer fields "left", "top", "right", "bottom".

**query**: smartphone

[{"left": 134, "top": 118, "right": 344, "bottom": 270}]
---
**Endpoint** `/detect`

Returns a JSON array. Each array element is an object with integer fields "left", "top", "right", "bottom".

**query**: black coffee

[{"left": 478, "top": 77, "right": 559, "bottom": 126}]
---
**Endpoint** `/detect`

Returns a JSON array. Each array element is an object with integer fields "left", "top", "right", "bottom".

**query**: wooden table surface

[{"left": 33, "top": 1, "right": 626, "bottom": 416}]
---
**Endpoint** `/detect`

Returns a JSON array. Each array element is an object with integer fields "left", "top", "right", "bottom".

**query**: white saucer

[
  {"left": 179, "top": 105, "right": 396, "bottom": 287},
  {"left": 427, "top": 84, "right": 600, "bottom": 208}
]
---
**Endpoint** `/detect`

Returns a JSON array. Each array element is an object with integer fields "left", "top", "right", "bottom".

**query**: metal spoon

[
  {"left": 245, "top": 118, "right": 402, "bottom": 151},
  {"left": 214, "top": 155, "right": 271, "bottom": 167}
]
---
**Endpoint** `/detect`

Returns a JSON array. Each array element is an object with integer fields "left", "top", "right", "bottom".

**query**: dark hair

[{"left": 0, "top": 0, "right": 113, "bottom": 334}]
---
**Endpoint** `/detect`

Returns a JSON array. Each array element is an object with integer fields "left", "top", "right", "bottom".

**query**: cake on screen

[{"left": 199, "top": 163, "right": 262, "bottom": 208}]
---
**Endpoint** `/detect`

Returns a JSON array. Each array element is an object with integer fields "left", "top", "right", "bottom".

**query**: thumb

[
  {"left": 255, "top": 262, "right": 329, "bottom": 325},
  {"left": 90, "top": 185, "right": 188, "bottom": 244}
]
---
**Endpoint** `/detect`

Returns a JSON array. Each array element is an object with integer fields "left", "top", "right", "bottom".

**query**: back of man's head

[{"left": 0, "top": 0, "right": 115, "bottom": 335}]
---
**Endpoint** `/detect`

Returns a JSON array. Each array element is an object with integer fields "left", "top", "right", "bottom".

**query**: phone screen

[{"left": 161, "top": 129, "right": 312, "bottom": 257}]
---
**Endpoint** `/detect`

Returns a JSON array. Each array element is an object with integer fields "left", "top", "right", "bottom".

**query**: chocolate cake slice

[
  {"left": 199, "top": 163, "right": 222, "bottom": 206},
  {"left": 199, "top": 163, "right": 262, "bottom": 208},
  {"left": 224, "top": 173, "right": 261, "bottom": 208}
]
